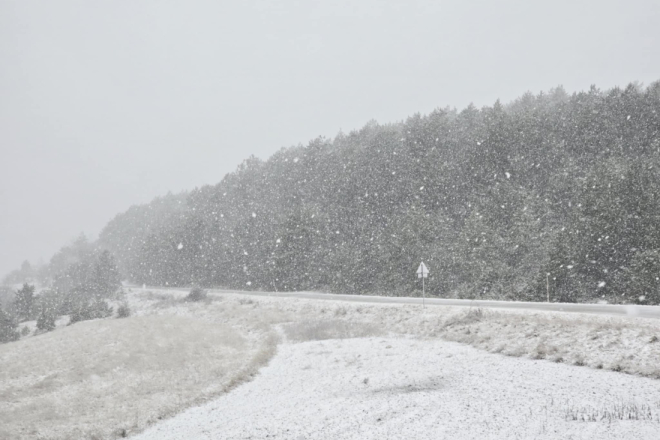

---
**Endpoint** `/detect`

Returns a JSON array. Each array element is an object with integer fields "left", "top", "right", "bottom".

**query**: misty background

[{"left": 1, "top": 0, "right": 659, "bottom": 277}]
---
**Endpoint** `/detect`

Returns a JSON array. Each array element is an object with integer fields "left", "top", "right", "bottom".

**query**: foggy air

[{"left": 1, "top": 1, "right": 660, "bottom": 439}]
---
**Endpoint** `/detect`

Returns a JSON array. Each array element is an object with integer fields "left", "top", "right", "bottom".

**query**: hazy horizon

[{"left": 2, "top": 0, "right": 659, "bottom": 277}]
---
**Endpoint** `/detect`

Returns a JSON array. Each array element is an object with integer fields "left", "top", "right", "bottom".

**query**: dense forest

[
  {"left": 91, "top": 82, "right": 660, "bottom": 304},
  {"left": 7, "top": 82, "right": 660, "bottom": 305}
]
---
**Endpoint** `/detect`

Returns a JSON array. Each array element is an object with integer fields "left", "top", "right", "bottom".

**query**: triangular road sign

[{"left": 416, "top": 261, "right": 429, "bottom": 278}]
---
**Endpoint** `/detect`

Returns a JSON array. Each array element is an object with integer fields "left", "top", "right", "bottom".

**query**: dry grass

[
  {"left": 283, "top": 319, "right": 383, "bottom": 342},
  {"left": 564, "top": 401, "right": 660, "bottom": 422},
  {"left": 1, "top": 289, "right": 294, "bottom": 440},
  {"left": 0, "top": 314, "right": 269, "bottom": 440},
  {"left": 213, "top": 292, "right": 660, "bottom": 380},
  {"left": 431, "top": 309, "right": 660, "bottom": 378}
]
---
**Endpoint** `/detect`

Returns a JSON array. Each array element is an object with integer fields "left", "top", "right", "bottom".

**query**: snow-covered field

[
  {"left": 0, "top": 294, "right": 279, "bottom": 440},
  {"left": 134, "top": 336, "right": 660, "bottom": 440},
  {"left": 2, "top": 288, "right": 660, "bottom": 439},
  {"left": 130, "top": 289, "right": 660, "bottom": 439}
]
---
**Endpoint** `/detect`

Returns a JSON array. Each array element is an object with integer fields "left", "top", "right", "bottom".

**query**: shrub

[
  {"left": 464, "top": 308, "right": 485, "bottom": 323},
  {"left": 116, "top": 303, "right": 131, "bottom": 318},
  {"left": 573, "top": 355, "right": 586, "bottom": 366},
  {"left": 238, "top": 297, "right": 254, "bottom": 305},
  {"left": 21, "top": 325, "right": 31, "bottom": 336},
  {"left": 185, "top": 287, "right": 207, "bottom": 302},
  {"left": 36, "top": 289, "right": 64, "bottom": 318},
  {"left": 443, "top": 308, "right": 485, "bottom": 327},
  {"left": 334, "top": 306, "right": 348, "bottom": 316},
  {"left": 611, "top": 363, "right": 624, "bottom": 372},
  {"left": 69, "top": 305, "right": 90, "bottom": 325},
  {"left": 0, "top": 308, "right": 19, "bottom": 343},
  {"left": 37, "top": 309, "right": 57, "bottom": 332},
  {"left": 14, "top": 283, "right": 36, "bottom": 321},
  {"left": 69, "top": 299, "right": 113, "bottom": 325},
  {"left": 92, "top": 299, "right": 114, "bottom": 318}
]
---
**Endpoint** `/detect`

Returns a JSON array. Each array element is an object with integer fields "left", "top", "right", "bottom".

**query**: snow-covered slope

[{"left": 134, "top": 337, "right": 660, "bottom": 440}]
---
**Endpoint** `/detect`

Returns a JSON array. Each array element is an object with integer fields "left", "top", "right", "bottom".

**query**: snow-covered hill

[
  {"left": 134, "top": 336, "right": 660, "bottom": 439},
  {"left": 3, "top": 288, "right": 660, "bottom": 439}
]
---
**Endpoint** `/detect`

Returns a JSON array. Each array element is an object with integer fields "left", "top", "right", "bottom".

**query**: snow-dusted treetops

[{"left": 15, "top": 83, "right": 660, "bottom": 304}]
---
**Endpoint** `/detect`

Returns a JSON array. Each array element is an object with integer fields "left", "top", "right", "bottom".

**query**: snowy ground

[
  {"left": 133, "top": 336, "right": 660, "bottom": 440},
  {"left": 135, "top": 289, "right": 660, "bottom": 379},
  {"left": 3, "top": 288, "right": 660, "bottom": 439}
]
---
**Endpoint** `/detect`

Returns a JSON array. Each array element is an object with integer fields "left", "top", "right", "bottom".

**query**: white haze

[{"left": 1, "top": 0, "right": 659, "bottom": 276}]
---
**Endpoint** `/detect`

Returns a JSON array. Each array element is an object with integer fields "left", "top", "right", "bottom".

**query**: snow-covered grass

[
  {"left": 0, "top": 293, "right": 281, "bottom": 440},
  {"left": 283, "top": 319, "right": 383, "bottom": 342},
  {"left": 214, "top": 291, "right": 660, "bottom": 379},
  {"left": 434, "top": 308, "right": 660, "bottom": 377},
  {"left": 122, "top": 288, "right": 660, "bottom": 381},
  {"left": 564, "top": 401, "right": 660, "bottom": 423},
  {"left": 133, "top": 337, "right": 660, "bottom": 440},
  {"left": 15, "top": 314, "right": 70, "bottom": 338},
  {"left": 2, "top": 287, "right": 659, "bottom": 439}
]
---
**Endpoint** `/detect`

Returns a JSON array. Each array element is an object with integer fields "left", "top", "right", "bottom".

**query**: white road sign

[{"left": 416, "top": 261, "right": 429, "bottom": 278}]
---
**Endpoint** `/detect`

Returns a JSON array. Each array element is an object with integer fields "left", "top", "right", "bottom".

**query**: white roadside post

[{"left": 416, "top": 262, "right": 429, "bottom": 309}]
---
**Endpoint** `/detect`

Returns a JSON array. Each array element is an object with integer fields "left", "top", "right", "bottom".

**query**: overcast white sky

[{"left": 1, "top": 0, "right": 659, "bottom": 276}]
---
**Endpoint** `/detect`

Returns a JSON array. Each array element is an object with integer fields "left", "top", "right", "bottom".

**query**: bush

[
  {"left": 185, "top": 287, "right": 207, "bottom": 302},
  {"left": 0, "top": 286, "right": 13, "bottom": 310},
  {"left": 14, "top": 283, "right": 35, "bottom": 321},
  {"left": 37, "top": 309, "right": 57, "bottom": 332},
  {"left": 69, "top": 305, "right": 90, "bottom": 325},
  {"left": 116, "top": 303, "right": 131, "bottom": 318},
  {"left": 69, "top": 299, "right": 113, "bottom": 325},
  {"left": 93, "top": 299, "right": 114, "bottom": 318},
  {"left": 0, "top": 308, "right": 19, "bottom": 343},
  {"left": 36, "top": 289, "right": 64, "bottom": 318}
]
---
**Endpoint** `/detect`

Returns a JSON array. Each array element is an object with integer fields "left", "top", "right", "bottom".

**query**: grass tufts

[
  {"left": 284, "top": 319, "right": 382, "bottom": 342},
  {"left": 185, "top": 287, "right": 207, "bottom": 302},
  {"left": 565, "top": 401, "right": 660, "bottom": 422}
]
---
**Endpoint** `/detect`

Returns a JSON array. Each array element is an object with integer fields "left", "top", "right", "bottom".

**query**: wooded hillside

[{"left": 98, "top": 83, "right": 660, "bottom": 304}]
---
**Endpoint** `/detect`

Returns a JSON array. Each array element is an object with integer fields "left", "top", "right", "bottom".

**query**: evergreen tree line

[
  {"left": 0, "top": 237, "right": 123, "bottom": 342},
  {"left": 92, "top": 82, "right": 660, "bottom": 305}
]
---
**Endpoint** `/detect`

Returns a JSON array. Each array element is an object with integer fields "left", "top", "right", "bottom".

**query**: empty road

[{"left": 144, "top": 286, "right": 660, "bottom": 319}]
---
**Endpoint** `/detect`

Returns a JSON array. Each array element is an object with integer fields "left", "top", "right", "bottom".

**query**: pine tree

[
  {"left": 36, "top": 309, "right": 56, "bottom": 332},
  {"left": 14, "top": 283, "right": 35, "bottom": 321},
  {"left": 91, "top": 251, "right": 122, "bottom": 299},
  {"left": 0, "top": 308, "right": 19, "bottom": 343},
  {"left": 48, "top": 82, "right": 660, "bottom": 304},
  {"left": 622, "top": 250, "right": 660, "bottom": 305}
]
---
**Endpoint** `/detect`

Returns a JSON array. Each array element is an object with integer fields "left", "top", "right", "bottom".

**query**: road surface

[{"left": 142, "top": 286, "right": 660, "bottom": 319}]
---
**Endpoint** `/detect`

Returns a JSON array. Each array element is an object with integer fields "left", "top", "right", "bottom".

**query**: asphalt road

[{"left": 145, "top": 286, "right": 660, "bottom": 319}]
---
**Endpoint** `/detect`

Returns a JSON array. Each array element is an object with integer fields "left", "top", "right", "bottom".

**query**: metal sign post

[
  {"left": 416, "top": 262, "right": 429, "bottom": 309},
  {"left": 422, "top": 275, "right": 425, "bottom": 308}
]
